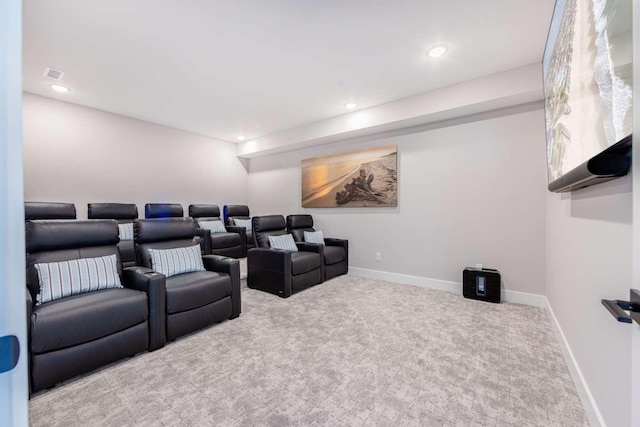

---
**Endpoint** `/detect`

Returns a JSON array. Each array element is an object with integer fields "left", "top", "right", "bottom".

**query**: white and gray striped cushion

[
  {"left": 233, "top": 218, "right": 252, "bottom": 232},
  {"left": 148, "top": 244, "right": 205, "bottom": 278},
  {"left": 118, "top": 223, "right": 134, "bottom": 241},
  {"left": 199, "top": 220, "right": 227, "bottom": 234},
  {"left": 34, "top": 254, "right": 123, "bottom": 306},
  {"left": 268, "top": 234, "right": 298, "bottom": 252},
  {"left": 304, "top": 230, "right": 325, "bottom": 245}
]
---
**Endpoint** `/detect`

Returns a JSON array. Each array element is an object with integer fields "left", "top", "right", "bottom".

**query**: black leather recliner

[
  {"left": 145, "top": 203, "right": 210, "bottom": 255},
  {"left": 25, "top": 220, "right": 165, "bottom": 393},
  {"left": 189, "top": 204, "right": 246, "bottom": 258},
  {"left": 223, "top": 205, "right": 255, "bottom": 251},
  {"left": 25, "top": 202, "right": 76, "bottom": 220},
  {"left": 134, "top": 217, "right": 241, "bottom": 341},
  {"left": 88, "top": 203, "right": 139, "bottom": 268},
  {"left": 287, "top": 214, "right": 349, "bottom": 281},
  {"left": 248, "top": 215, "right": 324, "bottom": 298}
]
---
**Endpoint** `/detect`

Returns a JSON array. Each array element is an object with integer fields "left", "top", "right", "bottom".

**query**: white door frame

[
  {"left": 0, "top": 0, "right": 28, "bottom": 425},
  {"left": 632, "top": 1, "right": 640, "bottom": 426}
]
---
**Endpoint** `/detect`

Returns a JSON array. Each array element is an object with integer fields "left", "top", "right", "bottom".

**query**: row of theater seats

[
  {"left": 25, "top": 215, "right": 242, "bottom": 393},
  {"left": 248, "top": 215, "right": 349, "bottom": 298},
  {"left": 23, "top": 201, "right": 348, "bottom": 393},
  {"left": 24, "top": 201, "right": 349, "bottom": 295},
  {"left": 24, "top": 202, "right": 256, "bottom": 267}
]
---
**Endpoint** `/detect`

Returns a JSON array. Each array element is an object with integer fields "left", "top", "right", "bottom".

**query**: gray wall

[
  {"left": 23, "top": 93, "right": 248, "bottom": 218},
  {"left": 248, "top": 108, "right": 547, "bottom": 296},
  {"left": 546, "top": 175, "right": 632, "bottom": 426}
]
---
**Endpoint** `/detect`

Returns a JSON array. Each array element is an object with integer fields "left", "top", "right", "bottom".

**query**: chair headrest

[
  {"left": 145, "top": 203, "right": 183, "bottom": 218},
  {"left": 253, "top": 215, "right": 286, "bottom": 233},
  {"left": 287, "top": 214, "right": 313, "bottom": 230},
  {"left": 88, "top": 203, "right": 138, "bottom": 220},
  {"left": 26, "top": 220, "right": 118, "bottom": 253},
  {"left": 25, "top": 202, "right": 76, "bottom": 220},
  {"left": 189, "top": 204, "right": 220, "bottom": 218},
  {"left": 224, "top": 205, "right": 250, "bottom": 218},
  {"left": 135, "top": 218, "right": 195, "bottom": 244}
]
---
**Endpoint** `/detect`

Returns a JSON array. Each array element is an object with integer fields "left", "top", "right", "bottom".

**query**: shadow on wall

[
  {"left": 569, "top": 174, "right": 632, "bottom": 224},
  {"left": 238, "top": 157, "right": 249, "bottom": 173}
]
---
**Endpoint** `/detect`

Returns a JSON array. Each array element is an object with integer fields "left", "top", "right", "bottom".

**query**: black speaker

[{"left": 463, "top": 267, "right": 501, "bottom": 303}]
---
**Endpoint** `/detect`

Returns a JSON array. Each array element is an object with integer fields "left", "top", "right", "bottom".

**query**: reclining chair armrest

[
  {"left": 247, "top": 248, "right": 293, "bottom": 297},
  {"left": 202, "top": 255, "right": 241, "bottom": 318},
  {"left": 248, "top": 247, "right": 290, "bottom": 271},
  {"left": 26, "top": 288, "right": 33, "bottom": 326},
  {"left": 25, "top": 289, "right": 33, "bottom": 395},
  {"left": 121, "top": 266, "right": 167, "bottom": 351},
  {"left": 325, "top": 238, "right": 348, "bottom": 275},
  {"left": 296, "top": 242, "right": 323, "bottom": 254},
  {"left": 195, "top": 229, "right": 212, "bottom": 255},
  {"left": 202, "top": 254, "right": 236, "bottom": 274},
  {"left": 121, "top": 266, "right": 163, "bottom": 290},
  {"left": 324, "top": 238, "right": 347, "bottom": 248},
  {"left": 225, "top": 225, "right": 245, "bottom": 238},
  {"left": 226, "top": 225, "right": 248, "bottom": 255}
]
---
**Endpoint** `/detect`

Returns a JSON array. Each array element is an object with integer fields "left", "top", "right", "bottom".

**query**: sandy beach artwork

[{"left": 301, "top": 145, "right": 397, "bottom": 208}]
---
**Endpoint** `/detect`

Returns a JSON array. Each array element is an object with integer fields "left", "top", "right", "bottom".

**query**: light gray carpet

[
  {"left": 239, "top": 257, "right": 247, "bottom": 281},
  {"left": 29, "top": 273, "right": 588, "bottom": 426}
]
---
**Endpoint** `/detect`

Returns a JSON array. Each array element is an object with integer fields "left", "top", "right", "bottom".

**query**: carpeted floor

[
  {"left": 29, "top": 268, "right": 588, "bottom": 426},
  {"left": 239, "top": 256, "right": 247, "bottom": 281}
]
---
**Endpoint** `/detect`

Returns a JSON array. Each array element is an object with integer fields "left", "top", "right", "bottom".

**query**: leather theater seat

[
  {"left": 25, "top": 219, "right": 165, "bottom": 393},
  {"left": 145, "top": 203, "right": 210, "bottom": 255},
  {"left": 248, "top": 215, "right": 324, "bottom": 298},
  {"left": 88, "top": 202, "right": 139, "bottom": 268},
  {"left": 134, "top": 217, "right": 241, "bottom": 341},
  {"left": 223, "top": 204, "right": 255, "bottom": 251},
  {"left": 189, "top": 204, "right": 246, "bottom": 258},
  {"left": 287, "top": 214, "right": 349, "bottom": 281}
]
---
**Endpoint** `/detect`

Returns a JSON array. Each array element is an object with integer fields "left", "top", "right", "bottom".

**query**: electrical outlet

[{"left": 376, "top": 252, "right": 382, "bottom": 262}]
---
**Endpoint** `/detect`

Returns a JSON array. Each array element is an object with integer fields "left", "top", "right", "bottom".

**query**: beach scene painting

[{"left": 301, "top": 145, "right": 397, "bottom": 208}]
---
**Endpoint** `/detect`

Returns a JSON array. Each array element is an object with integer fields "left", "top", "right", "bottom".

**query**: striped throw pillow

[
  {"left": 268, "top": 234, "right": 298, "bottom": 252},
  {"left": 304, "top": 230, "right": 325, "bottom": 245},
  {"left": 118, "top": 223, "right": 134, "bottom": 241},
  {"left": 148, "top": 244, "right": 205, "bottom": 278},
  {"left": 233, "top": 219, "right": 252, "bottom": 232},
  {"left": 34, "top": 254, "right": 123, "bottom": 306},
  {"left": 199, "top": 220, "right": 227, "bottom": 234}
]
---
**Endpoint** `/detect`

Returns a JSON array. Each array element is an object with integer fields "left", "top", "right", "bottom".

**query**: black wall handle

[
  {"left": 602, "top": 300, "right": 632, "bottom": 323},
  {"left": 0, "top": 335, "right": 20, "bottom": 374},
  {"left": 602, "top": 289, "right": 640, "bottom": 325}
]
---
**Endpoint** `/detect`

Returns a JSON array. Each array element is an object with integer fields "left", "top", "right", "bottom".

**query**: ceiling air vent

[{"left": 43, "top": 67, "right": 65, "bottom": 81}]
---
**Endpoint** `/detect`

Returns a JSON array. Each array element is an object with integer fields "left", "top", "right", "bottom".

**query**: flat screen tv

[{"left": 543, "top": 0, "right": 632, "bottom": 193}]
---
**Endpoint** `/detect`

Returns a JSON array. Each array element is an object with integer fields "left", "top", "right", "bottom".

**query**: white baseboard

[
  {"left": 348, "top": 266, "right": 546, "bottom": 307},
  {"left": 503, "top": 289, "right": 547, "bottom": 307},
  {"left": 545, "top": 298, "right": 605, "bottom": 427}
]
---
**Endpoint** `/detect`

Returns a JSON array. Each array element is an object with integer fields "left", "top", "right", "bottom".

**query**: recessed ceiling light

[
  {"left": 236, "top": 135, "right": 245, "bottom": 141},
  {"left": 427, "top": 45, "right": 448, "bottom": 58},
  {"left": 345, "top": 102, "right": 357, "bottom": 110},
  {"left": 50, "top": 84, "right": 70, "bottom": 93}
]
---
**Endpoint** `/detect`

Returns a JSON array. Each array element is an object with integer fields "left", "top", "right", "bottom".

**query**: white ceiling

[{"left": 23, "top": 0, "right": 556, "bottom": 143}]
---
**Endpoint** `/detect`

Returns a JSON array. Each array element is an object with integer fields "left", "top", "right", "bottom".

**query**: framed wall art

[{"left": 301, "top": 145, "right": 397, "bottom": 208}]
